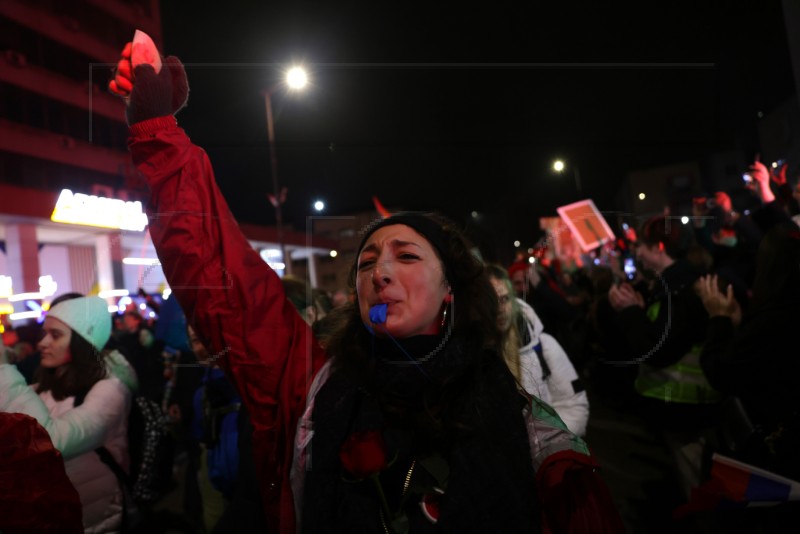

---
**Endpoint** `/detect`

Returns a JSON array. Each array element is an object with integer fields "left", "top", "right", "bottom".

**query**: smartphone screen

[{"left": 624, "top": 257, "right": 636, "bottom": 279}]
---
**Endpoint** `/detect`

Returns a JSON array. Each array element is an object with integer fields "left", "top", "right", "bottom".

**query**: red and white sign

[{"left": 556, "top": 199, "right": 615, "bottom": 252}]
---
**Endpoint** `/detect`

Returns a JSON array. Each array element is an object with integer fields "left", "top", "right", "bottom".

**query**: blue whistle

[{"left": 369, "top": 303, "right": 387, "bottom": 324}]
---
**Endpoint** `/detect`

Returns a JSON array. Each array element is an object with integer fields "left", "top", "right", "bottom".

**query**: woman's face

[
  {"left": 356, "top": 224, "right": 451, "bottom": 338},
  {"left": 490, "top": 276, "right": 514, "bottom": 333},
  {"left": 38, "top": 317, "right": 72, "bottom": 368}
]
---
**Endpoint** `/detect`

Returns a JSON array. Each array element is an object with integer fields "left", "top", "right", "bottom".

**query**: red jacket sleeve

[{"left": 128, "top": 116, "right": 327, "bottom": 532}]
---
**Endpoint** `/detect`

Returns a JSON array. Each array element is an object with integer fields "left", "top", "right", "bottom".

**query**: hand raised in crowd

[
  {"left": 745, "top": 160, "right": 776, "bottom": 203},
  {"left": 108, "top": 41, "right": 189, "bottom": 125},
  {"left": 608, "top": 282, "right": 644, "bottom": 311},
  {"left": 694, "top": 274, "right": 742, "bottom": 327},
  {"left": 527, "top": 263, "right": 542, "bottom": 288},
  {"left": 770, "top": 162, "right": 788, "bottom": 186}
]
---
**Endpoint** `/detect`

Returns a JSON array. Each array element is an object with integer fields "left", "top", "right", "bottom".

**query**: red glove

[{"left": 108, "top": 42, "right": 189, "bottom": 125}]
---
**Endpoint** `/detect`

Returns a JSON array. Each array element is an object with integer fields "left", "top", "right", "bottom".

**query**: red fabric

[
  {"left": 129, "top": 118, "right": 327, "bottom": 533},
  {"left": 339, "top": 431, "right": 389, "bottom": 479},
  {"left": 0, "top": 413, "right": 83, "bottom": 533},
  {"left": 536, "top": 449, "right": 625, "bottom": 534},
  {"left": 508, "top": 261, "right": 528, "bottom": 278}
]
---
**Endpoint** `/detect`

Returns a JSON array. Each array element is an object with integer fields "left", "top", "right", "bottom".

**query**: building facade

[{"left": 0, "top": 0, "right": 336, "bottom": 323}]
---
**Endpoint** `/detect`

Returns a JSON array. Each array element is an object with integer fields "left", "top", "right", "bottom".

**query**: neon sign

[{"left": 51, "top": 189, "right": 148, "bottom": 231}]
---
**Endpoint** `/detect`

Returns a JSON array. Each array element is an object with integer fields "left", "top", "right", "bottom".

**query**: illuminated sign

[{"left": 51, "top": 189, "right": 148, "bottom": 231}]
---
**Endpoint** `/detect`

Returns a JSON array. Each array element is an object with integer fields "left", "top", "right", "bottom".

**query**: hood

[
  {"left": 516, "top": 298, "right": 543, "bottom": 345},
  {"left": 104, "top": 350, "right": 139, "bottom": 394}
]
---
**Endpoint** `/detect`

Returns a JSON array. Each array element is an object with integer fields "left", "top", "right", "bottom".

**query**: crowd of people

[{"left": 1, "top": 38, "right": 799, "bottom": 534}]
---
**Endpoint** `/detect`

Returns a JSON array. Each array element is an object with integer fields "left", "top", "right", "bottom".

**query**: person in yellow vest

[{"left": 606, "top": 214, "right": 722, "bottom": 505}]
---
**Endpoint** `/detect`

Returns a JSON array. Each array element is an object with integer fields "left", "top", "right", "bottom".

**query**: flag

[
  {"left": 674, "top": 453, "right": 800, "bottom": 520},
  {"left": 372, "top": 196, "right": 391, "bottom": 218}
]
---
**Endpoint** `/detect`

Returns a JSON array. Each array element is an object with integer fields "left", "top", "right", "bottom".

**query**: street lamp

[
  {"left": 262, "top": 65, "right": 309, "bottom": 276},
  {"left": 552, "top": 159, "right": 582, "bottom": 196}
]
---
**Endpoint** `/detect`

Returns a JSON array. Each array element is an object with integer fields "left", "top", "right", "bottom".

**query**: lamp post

[
  {"left": 262, "top": 66, "right": 308, "bottom": 276},
  {"left": 553, "top": 159, "right": 582, "bottom": 196}
]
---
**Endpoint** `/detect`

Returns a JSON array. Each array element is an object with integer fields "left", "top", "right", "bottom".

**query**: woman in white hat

[{"left": 0, "top": 295, "right": 138, "bottom": 533}]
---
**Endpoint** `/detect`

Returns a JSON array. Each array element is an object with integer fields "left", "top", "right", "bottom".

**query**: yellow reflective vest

[{"left": 634, "top": 301, "right": 723, "bottom": 404}]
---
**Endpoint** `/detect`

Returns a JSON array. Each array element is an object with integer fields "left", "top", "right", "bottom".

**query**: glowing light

[
  {"left": 162, "top": 288, "right": 172, "bottom": 300},
  {"left": 118, "top": 296, "right": 133, "bottom": 308},
  {"left": 139, "top": 303, "right": 147, "bottom": 311},
  {"left": 513, "top": 240, "right": 521, "bottom": 248},
  {"left": 638, "top": 193, "right": 646, "bottom": 200},
  {"left": 123, "top": 257, "right": 161, "bottom": 266},
  {"left": 38, "top": 275, "right": 57, "bottom": 297},
  {"left": 51, "top": 189, "right": 148, "bottom": 231},
  {"left": 9, "top": 310, "right": 42, "bottom": 321},
  {"left": 329, "top": 250, "right": 338, "bottom": 258},
  {"left": 267, "top": 262, "right": 286, "bottom": 270},
  {"left": 681, "top": 216, "right": 690, "bottom": 225},
  {"left": 8, "top": 292, "right": 45, "bottom": 302},
  {"left": 286, "top": 66, "right": 308, "bottom": 89},
  {"left": 471, "top": 211, "right": 479, "bottom": 219},
  {"left": 313, "top": 200, "right": 325, "bottom": 212},
  {"left": 0, "top": 303, "right": 14, "bottom": 314},
  {"left": 149, "top": 312, "right": 156, "bottom": 318},
  {"left": 98, "top": 289, "right": 130, "bottom": 299},
  {"left": 108, "top": 305, "right": 119, "bottom": 313},
  {"left": 553, "top": 160, "right": 565, "bottom": 172},
  {"left": 0, "top": 276, "right": 11, "bottom": 298},
  {"left": 260, "top": 249, "right": 283, "bottom": 264},
  {"left": 528, "top": 257, "right": 535, "bottom": 264}
]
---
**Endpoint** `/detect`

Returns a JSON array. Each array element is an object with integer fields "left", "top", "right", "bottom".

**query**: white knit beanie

[{"left": 46, "top": 296, "right": 111, "bottom": 352}]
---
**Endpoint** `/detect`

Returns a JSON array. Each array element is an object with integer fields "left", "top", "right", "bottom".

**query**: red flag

[{"left": 372, "top": 196, "right": 391, "bottom": 218}]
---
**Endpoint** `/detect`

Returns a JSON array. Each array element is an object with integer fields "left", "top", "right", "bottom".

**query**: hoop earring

[{"left": 440, "top": 295, "right": 452, "bottom": 329}]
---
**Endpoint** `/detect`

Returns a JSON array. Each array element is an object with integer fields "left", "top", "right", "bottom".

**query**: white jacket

[
  {"left": 0, "top": 351, "right": 137, "bottom": 533},
  {"left": 516, "top": 299, "right": 590, "bottom": 436}
]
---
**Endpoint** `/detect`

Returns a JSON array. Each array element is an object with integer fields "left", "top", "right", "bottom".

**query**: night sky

[{"left": 157, "top": 2, "right": 795, "bottom": 261}]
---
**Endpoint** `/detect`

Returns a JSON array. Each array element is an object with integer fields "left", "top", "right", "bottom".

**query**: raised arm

[{"left": 111, "top": 41, "right": 326, "bottom": 531}]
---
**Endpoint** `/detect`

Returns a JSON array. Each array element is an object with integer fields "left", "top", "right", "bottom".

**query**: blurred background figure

[
  {"left": 486, "top": 263, "right": 589, "bottom": 436},
  {"left": 0, "top": 296, "right": 138, "bottom": 532},
  {"left": 12, "top": 292, "right": 84, "bottom": 384},
  {"left": 604, "top": 214, "right": 721, "bottom": 511}
]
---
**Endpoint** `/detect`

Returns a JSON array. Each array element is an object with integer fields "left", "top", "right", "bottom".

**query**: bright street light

[
  {"left": 551, "top": 158, "right": 582, "bottom": 195},
  {"left": 313, "top": 200, "right": 325, "bottom": 212},
  {"left": 263, "top": 66, "right": 311, "bottom": 275},
  {"left": 286, "top": 66, "right": 308, "bottom": 90}
]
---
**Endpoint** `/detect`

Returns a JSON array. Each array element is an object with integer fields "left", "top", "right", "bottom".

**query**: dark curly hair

[
  {"left": 319, "top": 213, "right": 506, "bottom": 447},
  {"left": 328, "top": 212, "right": 500, "bottom": 358}
]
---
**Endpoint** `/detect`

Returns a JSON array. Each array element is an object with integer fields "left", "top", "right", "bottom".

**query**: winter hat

[
  {"left": 46, "top": 296, "right": 111, "bottom": 352},
  {"left": 357, "top": 212, "right": 454, "bottom": 283},
  {"left": 507, "top": 261, "right": 528, "bottom": 279}
]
